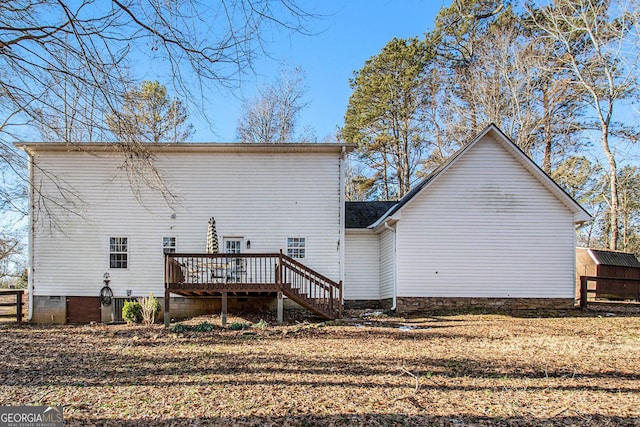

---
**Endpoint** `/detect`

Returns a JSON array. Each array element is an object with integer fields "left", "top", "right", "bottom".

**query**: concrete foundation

[
  {"left": 31, "top": 294, "right": 314, "bottom": 324},
  {"left": 31, "top": 296, "right": 66, "bottom": 324}
]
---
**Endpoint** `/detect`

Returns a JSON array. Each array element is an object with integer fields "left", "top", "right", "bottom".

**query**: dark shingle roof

[
  {"left": 345, "top": 201, "right": 397, "bottom": 229},
  {"left": 590, "top": 249, "right": 640, "bottom": 268}
]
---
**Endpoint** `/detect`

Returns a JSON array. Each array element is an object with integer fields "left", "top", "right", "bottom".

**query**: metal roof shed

[{"left": 577, "top": 247, "right": 640, "bottom": 301}]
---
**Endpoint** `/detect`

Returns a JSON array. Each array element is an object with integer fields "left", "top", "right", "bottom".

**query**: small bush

[
  {"left": 170, "top": 321, "right": 218, "bottom": 333},
  {"left": 228, "top": 321, "right": 250, "bottom": 331},
  {"left": 171, "top": 323, "right": 189, "bottom": 333},
  {"left": 252, "top": 319, "right": 269, "bottom": 329},
  {"left": 122, "top": 300, "right": 142, "bottom": 324},
  {"left": 138, "top": 292, "right": 161, "bottom": 325},
  {"left": 192, "top": 321, "right": 216, "bottom": 332}
]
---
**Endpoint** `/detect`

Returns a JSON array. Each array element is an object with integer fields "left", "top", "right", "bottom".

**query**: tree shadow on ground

[{"left": 62, "top": 413, "right": 640, "bottom": 426}]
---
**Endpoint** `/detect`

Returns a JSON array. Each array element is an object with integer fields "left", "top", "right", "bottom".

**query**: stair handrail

[{"left": 277, "top": 250, "right": 342, "bottom": 318}]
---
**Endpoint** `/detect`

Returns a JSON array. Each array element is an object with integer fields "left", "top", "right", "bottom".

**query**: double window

[{"left": 109, "top": 237, "right": 128, "bottom": 269}]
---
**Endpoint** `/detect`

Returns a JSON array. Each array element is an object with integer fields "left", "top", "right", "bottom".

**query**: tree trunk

[
  {"left": 542, "top": 83, "right": 552, "bottom": 173},
  {"left": 602, "top": 125, "right": 619, "bottom": 250}
]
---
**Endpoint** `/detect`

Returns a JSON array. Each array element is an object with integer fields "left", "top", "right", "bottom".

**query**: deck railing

[
  {"left": 165, "top": 253, "right": 281, "bottom": 290},
  {"left": 278, "top": 253, "right": 342, "bottom": 319},
  {"left": 164, "top": 252, "right": 342, "bottom": 319}
]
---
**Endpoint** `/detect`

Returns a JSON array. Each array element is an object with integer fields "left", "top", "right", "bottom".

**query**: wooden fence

[
  {"left": 579, "top": 276, "right": 640, "bottom": 308},
  {"left": 0, "top": 290, "right": 26, "bottom": 323}
]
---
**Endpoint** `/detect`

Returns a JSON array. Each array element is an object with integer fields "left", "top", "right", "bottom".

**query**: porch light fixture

[{"left": 246, "top": 240, "right": 251, "bottom": 249}]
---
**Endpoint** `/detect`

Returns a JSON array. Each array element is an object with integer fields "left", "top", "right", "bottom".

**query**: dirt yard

[{"left": 0, "top": 307, "right": 639, "bottom": 426}]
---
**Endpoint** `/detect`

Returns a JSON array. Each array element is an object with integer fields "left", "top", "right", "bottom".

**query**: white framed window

[
  {"left": 287, "top": 237, "right": 306, "bottom": 259},
  {"left": 224, "top": 238, "right": 242, "bottom": 254},
  {"left": 109, "top": 237, "right": 128, "bottom": 268},
  {"left": 163, "top": 237, "right": 176, "bottom": 253}
]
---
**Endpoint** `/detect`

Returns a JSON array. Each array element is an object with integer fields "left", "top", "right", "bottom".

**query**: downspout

[
  {"left": 384, "top": 220, "right": 397, "bottom": 311},
  {"left": 338, "top": 146, "right": 346, "bottom": 301},
  {"left": 25, "top": 146, "right": 34, "bottom": 322}
]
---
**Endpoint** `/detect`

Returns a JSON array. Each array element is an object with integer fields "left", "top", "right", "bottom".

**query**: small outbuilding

[{"left": 576, "top": 248, "right": 640, "bottom": 301}]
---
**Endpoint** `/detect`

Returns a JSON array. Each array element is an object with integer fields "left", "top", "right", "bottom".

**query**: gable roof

[
  {"left": 345, "top": 201, "right": 397, "bottom": 229},
  {"left": 587, "top": 248, "right": 640, "bottom": 268},
  {"left": 370, "top": 124, "right": 592, "bottom": 229}
]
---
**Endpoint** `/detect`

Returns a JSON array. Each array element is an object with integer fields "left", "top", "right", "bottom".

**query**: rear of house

[
  {"left": 344, "top": 125, "right": 591, "bottom": 312},
  {"left": 22, "top": 143, "right": 349, "bottom": 323},
  {"left": 22, "top": 125, "right": 591, "bottom": 323}
]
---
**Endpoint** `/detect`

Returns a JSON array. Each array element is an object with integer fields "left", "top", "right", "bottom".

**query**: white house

[
  {"left": 343, "top": 125, "right": 591, "bottom": 311},
  {"left": 20, "top": 142, "right": 351, "bottom": 323},
  {"left": 19, "top": 125, "right": 590, "bottom": 323}
]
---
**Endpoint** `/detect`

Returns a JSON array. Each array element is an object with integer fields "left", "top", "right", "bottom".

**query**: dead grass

[{"left": 0, "top": 308, "right": 639, "bottom": 426}]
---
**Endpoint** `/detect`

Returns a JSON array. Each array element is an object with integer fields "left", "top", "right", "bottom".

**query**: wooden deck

[{"left": 164, "top": 252, "right": 342, "bottom": 325}]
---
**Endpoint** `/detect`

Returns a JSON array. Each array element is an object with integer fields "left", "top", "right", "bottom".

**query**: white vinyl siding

[
  {"left": 344, "top": 230, "right": 380, "bottom": 300},
  {"left": 30, "top": 150, "right": 342, "bottom": 297},
  {"left": 379, "top": 228, "right": 395, "bottom": 300},
  {"left": 395, "top": 134, "right": 577, "bottom": 298}
]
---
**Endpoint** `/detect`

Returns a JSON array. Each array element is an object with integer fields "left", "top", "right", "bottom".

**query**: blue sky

[{"left": 186, "top": 1, "right": 447, "bottom": 142}]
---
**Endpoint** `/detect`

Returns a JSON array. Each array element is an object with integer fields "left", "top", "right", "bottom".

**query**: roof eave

[{"left": 15, "top": 142, "right": 356, "bottom": 155}]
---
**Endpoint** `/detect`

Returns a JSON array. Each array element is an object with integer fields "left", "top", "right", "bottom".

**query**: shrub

[
  {"left": 122, "top": 300, "right": 142, "bottom": 324},
  {"left": 192, "top": 321, "right": 216, "bottom": 332},
  {"left": 252, "top": 319, "right": 269, "bottom": 329},
  {"left": 170, "top": 321, "right": 218, "bottom": 333},
  {"left": 171, "top": 323, "right": 189, "bottom": 333},
  {"left": 138, "top": 292, "right": 161, "bottom": 325},
  {"left": 228, "top": 321, "right": 250, "bottom": 331}
]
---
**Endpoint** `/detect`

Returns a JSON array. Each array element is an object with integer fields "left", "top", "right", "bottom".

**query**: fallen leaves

[{"left": 0, "top": 308, "right": 639, "bottom": 426}]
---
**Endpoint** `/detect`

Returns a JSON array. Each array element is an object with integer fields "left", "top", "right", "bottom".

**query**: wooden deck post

[
  {"left": 221, "top": 291, "right": 227, "bottom": 327},
  {"left": 277, "top": 291, "right": 283, "bottom": 324},
  {"left": 338, "top": 280, "right": 343, "bottom": 319},
  {"left": 164, "top": 289, "right": 170, "bottom": 327},
  {"left": 580, "top": 276, "right": 588, "bottom": 309}
]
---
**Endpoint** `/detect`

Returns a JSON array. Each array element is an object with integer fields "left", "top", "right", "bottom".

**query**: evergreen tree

[{"left": 107, "top": 81, "right": 193, "bottom": 143}]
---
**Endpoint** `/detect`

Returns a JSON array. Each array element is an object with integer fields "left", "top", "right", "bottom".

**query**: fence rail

[
  {"left": 0, "top": 290, "right": 25, "bottom": 323},
  {"left": 579, "top": 276, "right": 640, "bottom": 308}
]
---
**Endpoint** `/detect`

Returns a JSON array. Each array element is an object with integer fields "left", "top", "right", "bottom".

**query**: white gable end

[{"left": 394, "top": 133, "right": 578, "bottom": 298}]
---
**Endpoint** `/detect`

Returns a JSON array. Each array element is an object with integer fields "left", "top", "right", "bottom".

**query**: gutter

[
  {"left": 338, "top": 146, "right": 346, "bottom": 292},
  {"left": 384, "top": 220, "right": 397, "bottom": 311},
  {"left": 25, "top": 146, "right": 34, "bottom": 322}
]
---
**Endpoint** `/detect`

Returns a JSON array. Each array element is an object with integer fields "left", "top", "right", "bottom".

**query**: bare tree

[
  {"left": 236, "top": 67, "right": 311, "bottom": 143},
  {"left": 0, "top": 230, "right": 23, "bottom": 287},
  {"left": 0, "top": 0, "right": 316, "bottom": 212},
  {"left": 527, "top": 0, "right": 640, "bottom": 250}
]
